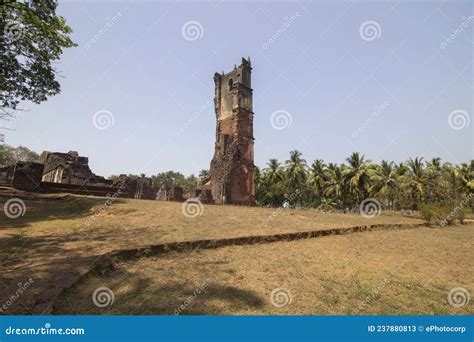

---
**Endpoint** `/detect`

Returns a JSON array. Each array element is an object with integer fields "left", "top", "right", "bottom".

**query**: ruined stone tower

[{"left": 208, "top": 57, "right": 255, "bottom": 205}]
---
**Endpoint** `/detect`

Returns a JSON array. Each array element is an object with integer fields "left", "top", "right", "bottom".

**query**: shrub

[
  {"left": 418, "top": 203, "right": 461, "bottom": 226},
  {"left": 419, "top": 203, "right": 443, "bottom": 226},
  {"left": 456, "top": 207, "right": 468, "bottom": 225},
  {"left": 440, "top": 206, "right": 456, "bottom": 226}
]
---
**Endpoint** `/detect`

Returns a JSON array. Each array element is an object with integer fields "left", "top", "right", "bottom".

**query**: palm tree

[
  {"left": 254, "top": 165, "right": 261, "bottom": 181},
  {"left": 285, "top": 150, "right": 307, "bottom": 202},
  {"left": 458, "top": 161, "right": 474, "bottom": 210},
  {"left": 254, "top": 166, "right": 265, "bottom": 204},
  {"left": 264, "top": 159, "right": 284, "bottom": 184},
  {"left": 441, "top": 162, "right": 468, "bottom": 207},
  {"left": 369, "top": 160, "right": 398, "bottom": 209},
  {"left": 405, "top": 157, "right": 426, "bottom": 209},
  {"left": 395, "top": 162, "right": 408, "bottom": 176},
  {"left": 310, "top": 159, "right": 326, "bottom": 204},
  {"left": 456, "top": 163, "right": 474, "bottom": 195},
  {"left": 428, "top": 157, "right": 442, "bottom": 171},
  {"left": 344, "top": 152, "right": 370, "bottom": 205},
  {"left": 425, "top": 157, "right": 443, "bottom": 203},
  {"left": 324, "top": 163, "right": 345, "bottom": 208}
]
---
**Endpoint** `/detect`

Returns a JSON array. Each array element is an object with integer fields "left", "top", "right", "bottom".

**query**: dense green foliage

[
  {"left": 1, "top": 0, "right": 76, "bottom": 118},
  {"left": 151, "top": 171, "right": 198, "bottom": 193},
  {"left": 255, "top": 151, "right": 474, "bottom": 212},
  {"left": 3, "top": 143, "right": 471, "bottom": 216},
  {"left": 0, "top": 144, "right": 38, "bottom": 166}
]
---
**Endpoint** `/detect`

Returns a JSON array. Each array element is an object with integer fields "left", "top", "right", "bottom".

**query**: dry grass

[
  {"left": 0, "top": 191, "right": 422, "bottom": 314},
  {"left": 1, "top": 193, "right": 422, "bottom": 271},
  {"left": 54, "top": 225, "right": 474, "bottom": 315},
  {"left": 1, "top": 192, "right": 421, "bottom": 245}
]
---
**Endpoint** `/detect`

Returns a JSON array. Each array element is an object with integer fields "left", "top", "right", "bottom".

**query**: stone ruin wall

[
  {"left": 39, "top": 151, "right": 112, "bottom": 187},
  {"left": 2, "top": 59, "right": 256, "bottom": 205}
]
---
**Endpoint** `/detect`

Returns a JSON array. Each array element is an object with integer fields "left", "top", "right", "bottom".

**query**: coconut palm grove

[{"left": 255, "top": 151, "right": 472, "bottom": 222}]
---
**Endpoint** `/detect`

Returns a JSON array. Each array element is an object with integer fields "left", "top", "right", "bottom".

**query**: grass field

[
  {"left": 54, "top": 225, "right": 474, "bottom": 315},
  {"left": 2, "top": 189, "right": 470, "bottom": 315}
]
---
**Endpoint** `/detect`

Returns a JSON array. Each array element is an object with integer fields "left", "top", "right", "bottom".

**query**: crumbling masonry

[
  {"left": 1, "top": 59, "right": 255, "bottom": 205},
  {"left": 207, "top": 58, "right": 255, "bottom": 205}
]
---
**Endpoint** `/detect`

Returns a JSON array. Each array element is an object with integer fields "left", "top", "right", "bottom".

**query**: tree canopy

[
  {"left": 0, "top": 144, "right": 39, "bottom": 166},
  {"left": 152, "top": 171, "right": 198, "bottom": 193},
  {"left": 1, "top": 0, "right": 76, "bottom": 119}
]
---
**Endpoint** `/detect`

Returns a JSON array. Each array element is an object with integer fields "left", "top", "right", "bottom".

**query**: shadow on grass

[
  {"left": 0, "top": 194, "right": 127, "bottom": 229},
  {"left": 160, "top": 283, "right": 265, "bottom": 315},
  {"left": 0, "top": 231, "right": 110, "bottom": 315},
  {"left": 53, "top": 269, "right": 265, "bottom": 315}
]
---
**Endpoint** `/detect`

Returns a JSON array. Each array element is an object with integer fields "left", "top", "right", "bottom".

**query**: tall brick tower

[{"left": 209, "top": 57, "right": 255, "bottom": 205}]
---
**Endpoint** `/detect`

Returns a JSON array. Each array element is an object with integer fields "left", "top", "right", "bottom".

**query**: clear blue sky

[{"left": 5, "top": 0, "right": 473, "bottom": 177}]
